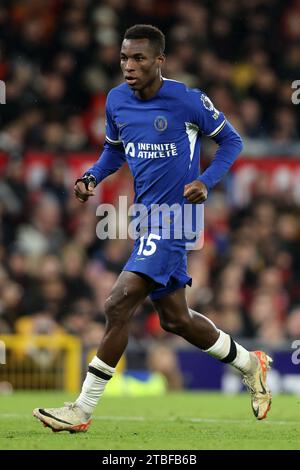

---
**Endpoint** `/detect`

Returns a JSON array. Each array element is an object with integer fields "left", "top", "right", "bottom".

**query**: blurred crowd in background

[
  {"left": 1, "top": 0, "right": 300, "bottom": 385},
  {"left": 1, "top": 0, "right": 300, "bottom": 154},
  {"left": 2, "top": 167, "right": 300, "bottom": 348}
]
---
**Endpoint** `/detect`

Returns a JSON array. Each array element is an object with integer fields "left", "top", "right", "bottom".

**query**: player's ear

[{"left": 157, "top": 54, "right": 166, "bottom": 66}]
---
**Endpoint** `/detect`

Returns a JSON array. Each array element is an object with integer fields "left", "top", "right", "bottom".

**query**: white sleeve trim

[
  {"left": 106, "top": 135, "right": 122, "bottom": 145},
  {"left": 206, "top": 119, "right": 226, "bottom": 137}
]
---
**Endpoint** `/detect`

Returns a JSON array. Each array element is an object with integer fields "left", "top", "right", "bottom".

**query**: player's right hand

[{"left": 74, "top": 176, "right": 96, "bottom": 203}]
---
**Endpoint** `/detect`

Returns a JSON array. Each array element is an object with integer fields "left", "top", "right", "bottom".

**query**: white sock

[
  {"left": 75, "top": 356, "right": 116, "bottom": 415},
  {"left": 204, "top": 330, "right": 251, "bottom": 374}
]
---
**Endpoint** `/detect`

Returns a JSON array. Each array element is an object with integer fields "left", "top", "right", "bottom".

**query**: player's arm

[
  {"left": 184, "top": 91, "right": 243, "bottom": 203},
  {"left": 74, "top": 95, "right": 126, "bottom": 203},
  {"left": 184, "top": 122, "right": 243, "bottom": 203},
  {"left": 74, "top": 142, "right": 126, "bottom": 202}
]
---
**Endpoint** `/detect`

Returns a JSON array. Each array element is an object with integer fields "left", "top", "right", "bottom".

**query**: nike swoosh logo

[
  {"left": 39, "top": 409, "right": 72, "bottom": 425},
  {"left": 136, "top": 257, "right": 146, "bottom": 261},
  {"left": 117, "top": 123, "right": 127, "bottom": 129},
  {"left": 259, "top": 377, "right": 267, "bottom": 395}
]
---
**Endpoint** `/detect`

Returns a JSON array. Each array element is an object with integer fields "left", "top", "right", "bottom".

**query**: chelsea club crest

[{"left": 154, "top": 115, "right": 168, "bottom": 132}]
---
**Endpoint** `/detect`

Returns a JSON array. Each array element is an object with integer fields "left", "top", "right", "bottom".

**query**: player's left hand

[{"left": 183, "top": 180, "right": 208, "bottom": 203}]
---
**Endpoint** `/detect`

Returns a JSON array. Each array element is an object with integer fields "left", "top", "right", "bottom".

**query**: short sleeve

[
  {"left": 187, "top": 89, "right": 226, "bottom": 138},
  {"left": 105, "top": 94, "right": 122, "bottom": 145}
]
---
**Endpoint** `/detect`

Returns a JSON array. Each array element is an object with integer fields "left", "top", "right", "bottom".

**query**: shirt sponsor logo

[{"left": 124, "top": 142, "right": 178, "bottom": 159}]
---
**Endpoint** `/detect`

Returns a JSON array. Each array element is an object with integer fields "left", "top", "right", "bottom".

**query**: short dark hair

[{"left": 124, "top": 24, "right": 165, "bottom": 55}]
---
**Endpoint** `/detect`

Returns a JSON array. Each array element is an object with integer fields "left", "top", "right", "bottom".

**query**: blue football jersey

[
  {"left": 106, "top": 78, "right": 225, "bottom": 203},
  {"left": 104, "top": 78, "right": 226, "bottom": 241},
  {"left": 85, "top": 78, "right": 242, "bottom": 292}
]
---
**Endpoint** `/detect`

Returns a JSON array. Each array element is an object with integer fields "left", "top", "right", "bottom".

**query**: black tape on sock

[
  {"left": 220, "top": 336, "right": 237, "bottom": 363},
  {"left": 88, "top": 366, "right": 112, "bottom": 381}
]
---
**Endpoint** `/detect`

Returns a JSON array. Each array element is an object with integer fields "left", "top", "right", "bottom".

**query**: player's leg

[
  {"left": 153, "top": 288, "right": 219, "bottom": 349},
  {"left": 33, "top": 271, "right": 154, "bottom": 432},
  {"left": 153, "top": 287, "right": 272, "bottom": 420},
  {"left": 74, "top": 271, "right": 154, "bottom": 413},
  {"left": 96, "top": 270, "right": 155, "bottom": 366}
]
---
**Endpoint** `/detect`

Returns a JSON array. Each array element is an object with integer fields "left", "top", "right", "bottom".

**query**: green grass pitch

[{"left": 0, "top": 391, "right": 299, "bottom": 450}]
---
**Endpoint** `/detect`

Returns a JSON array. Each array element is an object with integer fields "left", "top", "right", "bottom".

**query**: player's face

[{"left": 120, "top": 39, "right": 164, "bottom": 91}]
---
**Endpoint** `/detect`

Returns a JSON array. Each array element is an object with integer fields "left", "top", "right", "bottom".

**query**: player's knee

[
  {"left": 104, "top": 287, "right": 138, "bottom": 326},
  {"left": 104, "top": 296, "right": 126, "bottom": 325},
  {"left": 160, "top": 316, "right": 190, "bottom": 335}
]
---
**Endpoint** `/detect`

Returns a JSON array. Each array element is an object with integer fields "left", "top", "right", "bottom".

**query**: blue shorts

[{"left": 123, "top": 235, "right": 192, "bottom": 301}]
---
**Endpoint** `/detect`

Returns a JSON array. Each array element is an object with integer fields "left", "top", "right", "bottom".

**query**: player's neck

[{"left": 135, "top": 76, "right": 163, "bottom": 100}]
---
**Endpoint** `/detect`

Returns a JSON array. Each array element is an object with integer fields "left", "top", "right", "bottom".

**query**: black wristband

[{"left": 75, "top": 173, "right": 97, "bottom": 190}]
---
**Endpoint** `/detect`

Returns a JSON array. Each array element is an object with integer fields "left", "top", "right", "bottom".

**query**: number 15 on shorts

[{"left": 137, "top": 234, "right": 161, "bottom": 257}]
